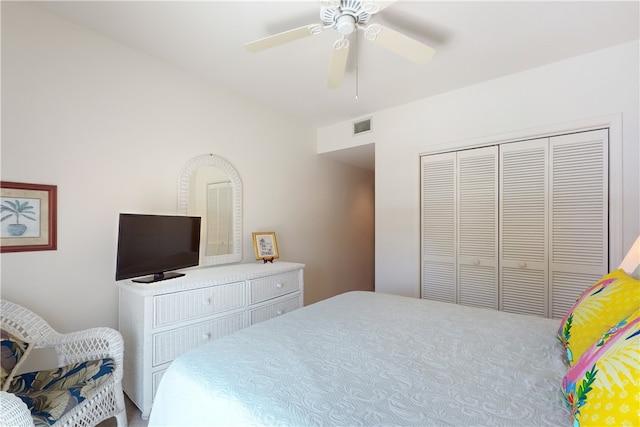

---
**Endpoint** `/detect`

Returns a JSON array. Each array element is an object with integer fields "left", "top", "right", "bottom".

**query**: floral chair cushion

[
  {"left": 7, "top": 357, "right": 115, "bottom": 427},
  {"left": 1, "top": 329, "right": 32, "bottom": 391}
]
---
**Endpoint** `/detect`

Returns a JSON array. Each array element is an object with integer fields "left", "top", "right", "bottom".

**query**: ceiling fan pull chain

[{"left": 355, "top": 31, "right": 359, "bottom": 100}]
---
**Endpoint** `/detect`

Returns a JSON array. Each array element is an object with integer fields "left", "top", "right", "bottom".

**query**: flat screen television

[{"left": 116, "top": 213, "right": 201, "bottom": 283}]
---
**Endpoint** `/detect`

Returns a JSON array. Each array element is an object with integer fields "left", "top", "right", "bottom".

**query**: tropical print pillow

[
  {"left": 562, "top": 309, "right": 640, "bottom": 427},
  {"left": 1, "top": 329, "right": 32, "bottom": 391},
  {"left": 557, "top": 269, "right": 640, "bottom": 365},
  {"left": 8, "top": 357, "right": 114, "bottom": 427}
]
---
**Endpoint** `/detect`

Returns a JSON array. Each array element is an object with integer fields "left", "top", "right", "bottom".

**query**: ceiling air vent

[{"left": 353, "top": 118, "right": 372, "bottom": 135}]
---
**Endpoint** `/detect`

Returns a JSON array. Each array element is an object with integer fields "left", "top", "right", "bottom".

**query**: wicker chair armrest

[
  {"left": 51, "top": 327, "right": 124, "bottom": 379},
  {"left": 0, "top": 391, "right": 34, "bottom": 427},
  {"left": 0, "top": 300, "right": 59, "bottom": 346}
]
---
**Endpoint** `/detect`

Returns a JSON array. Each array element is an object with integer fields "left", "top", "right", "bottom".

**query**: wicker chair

[{"left": 0, "top": 300, "right": 127, "bottom": 427}]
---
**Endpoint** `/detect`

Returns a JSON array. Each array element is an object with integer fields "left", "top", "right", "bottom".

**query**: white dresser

[{"left": 117, "top": 261, "right": 304, "bottom": 419}]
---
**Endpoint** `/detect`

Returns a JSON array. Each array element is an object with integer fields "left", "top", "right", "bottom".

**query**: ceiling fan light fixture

[{"left": 336, "top": 15, "right": 356, "bottom": 35}]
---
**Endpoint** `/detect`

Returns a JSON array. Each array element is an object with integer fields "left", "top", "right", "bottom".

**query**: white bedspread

[{"left": 149, "top": 291, "right": 571, "bottom": 426}]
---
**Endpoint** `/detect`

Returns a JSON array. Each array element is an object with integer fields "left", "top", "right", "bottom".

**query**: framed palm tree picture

[{"left": 1, "top": 181, "right": 57, "bottom": 252}]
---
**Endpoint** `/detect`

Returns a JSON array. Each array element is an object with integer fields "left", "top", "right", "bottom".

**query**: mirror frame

[{"left": 177, "top": 154, "right": 242, "bottom": 266}]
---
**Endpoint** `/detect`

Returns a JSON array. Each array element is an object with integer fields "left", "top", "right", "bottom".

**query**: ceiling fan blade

[
  {"left": 320, "top": 0, "right": 340, "bottom": 7},
  {"left": 327, "top": 39, "right": 350, "bottom": 89},
  {"left": 364, "top": 23, "right": 435, "bottom": 64},
  {"left": 245, "top": 24, "right": 323, "bottom": 53},
  {"left": 362, "top": 0, "right": 398, "bottom": 14}
]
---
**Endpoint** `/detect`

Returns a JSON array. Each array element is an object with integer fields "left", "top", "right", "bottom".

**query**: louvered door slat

[
  {"left": 423, "top": 261, "right": 456, "bottom": 302},
  {"left": 421, "top": 153, "right": 456, "bottom": 303},
  {"left": 502, "top": 268, "right": 546, "bottom": 317},
  {"left": 459, "top": 264, "right": 497, "bottom": 308},
  {"left": 499, "top": 139, "right": 548, "bottom": 316},
  {"left": 551, "top": 271, "right": 604, "bottom": 319}
]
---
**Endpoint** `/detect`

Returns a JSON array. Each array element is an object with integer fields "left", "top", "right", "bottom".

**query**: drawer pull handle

[
  {"left": 203, "top": 298, "right": 211, "bottom": 305},
  {"left": 473, "top": 259, "right": 480, "bottom": 265},
  {"left": 519, "top": 262, "right": 527, "bottom": 269},
  {"left": 276, "top": 283, "right": 283, "bottom": 289},
  {"left": 276, "top": 310, "right": 284, "bottom": 316},
  {"left": 202, "top": 333, "right": 211, "bottom": 340}
]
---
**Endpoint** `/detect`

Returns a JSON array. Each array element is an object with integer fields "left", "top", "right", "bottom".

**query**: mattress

[{"left": 148, "top": 291, "right": 572, "bottom": 426}]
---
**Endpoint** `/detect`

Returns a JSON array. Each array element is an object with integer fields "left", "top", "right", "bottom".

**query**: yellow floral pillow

[
  {"left": 562, "top": 309, "right": 640, "bottom": 427},
  {"left": 558, "top": 269, "right": 640, "bottom": 366}
]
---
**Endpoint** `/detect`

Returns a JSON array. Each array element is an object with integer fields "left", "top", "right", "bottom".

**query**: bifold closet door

[
  {"left": 499, "top": 139, "right": 549, "bottom": 317},
  {"left": 499, "top": 130, "right": 609, "bottom": 318},
  {"left": 421, "top": 152, "right": 456, "bottom": 303},
  {"left": 549, "top": 130, "right": 609, "bottom": 318},
  {"left": 421, "top": 147, "right": 498, "bottom": 307},
  {"left": 457, "top": 147, "right": 498, "bottom": 309}
]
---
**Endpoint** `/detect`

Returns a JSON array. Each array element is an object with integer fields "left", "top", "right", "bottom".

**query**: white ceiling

[{"left": 33, "top": 1, "right": 639, "bottom": 170}]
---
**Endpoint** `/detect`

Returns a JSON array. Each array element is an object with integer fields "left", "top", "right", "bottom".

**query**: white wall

[
  {"left": 319, "top": 40, "right": 640, "bottom": 298},
  {"left": 0, "top": 2, "right": 374, "bottom": 334}
]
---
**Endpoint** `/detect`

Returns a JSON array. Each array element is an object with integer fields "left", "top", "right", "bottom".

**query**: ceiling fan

[{"left": 245, "top": 0, "right": 435, "bottom": 89}]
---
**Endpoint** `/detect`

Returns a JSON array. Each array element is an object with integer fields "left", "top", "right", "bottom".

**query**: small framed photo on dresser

[{"left": 252, "top": 231, "right": 279, "bottom": 261}]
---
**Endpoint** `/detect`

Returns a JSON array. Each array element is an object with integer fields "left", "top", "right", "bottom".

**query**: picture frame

[
  {"left": 1, "top": 181, "right": 57, "bottom": 253},
  {"left": 252, "top": 231, "right": 279, "bottom": 261}
]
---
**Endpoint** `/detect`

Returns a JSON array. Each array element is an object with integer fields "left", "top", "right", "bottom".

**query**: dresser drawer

[
  {"left": 250, "top": 294, "right": 301, "bottom": 325},
  {"left": 250, "top": 271, "right": 300, "bottom": 304},
  {"left": 153, "top": 282, "right": 245, "bottom": 328},
  {"left": 152, "top": 312, "right": 245, "bottom": 366},
  {"left": 152, "top": 369, "right": 167, "bottom": 402}
]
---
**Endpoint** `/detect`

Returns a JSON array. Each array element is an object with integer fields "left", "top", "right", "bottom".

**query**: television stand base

[{"left": 132, "top": 272, "right": 185, "bottom": 284}]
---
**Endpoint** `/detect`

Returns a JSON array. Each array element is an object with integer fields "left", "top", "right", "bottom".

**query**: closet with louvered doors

[{"left": 421, "top": 128, "right": 609, "bottom": 318}]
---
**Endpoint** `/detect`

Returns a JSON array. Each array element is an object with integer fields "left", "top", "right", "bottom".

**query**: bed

[{"left": 148, "top": 291, "right": 574, "bottom": 426}]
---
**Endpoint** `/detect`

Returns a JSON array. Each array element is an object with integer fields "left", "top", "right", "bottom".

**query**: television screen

[{"left": 116, "top": 213, "right": 201, "bottom": 283}]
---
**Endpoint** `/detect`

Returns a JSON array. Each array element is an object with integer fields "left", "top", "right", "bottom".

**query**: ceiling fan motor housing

[{"left": 322, "top": 0, "right": 371, "bottom": 35}]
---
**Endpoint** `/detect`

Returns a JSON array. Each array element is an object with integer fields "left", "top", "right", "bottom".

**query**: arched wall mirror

[{"left": 177, "top": 154, "right": 242, "bottom": 266}]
